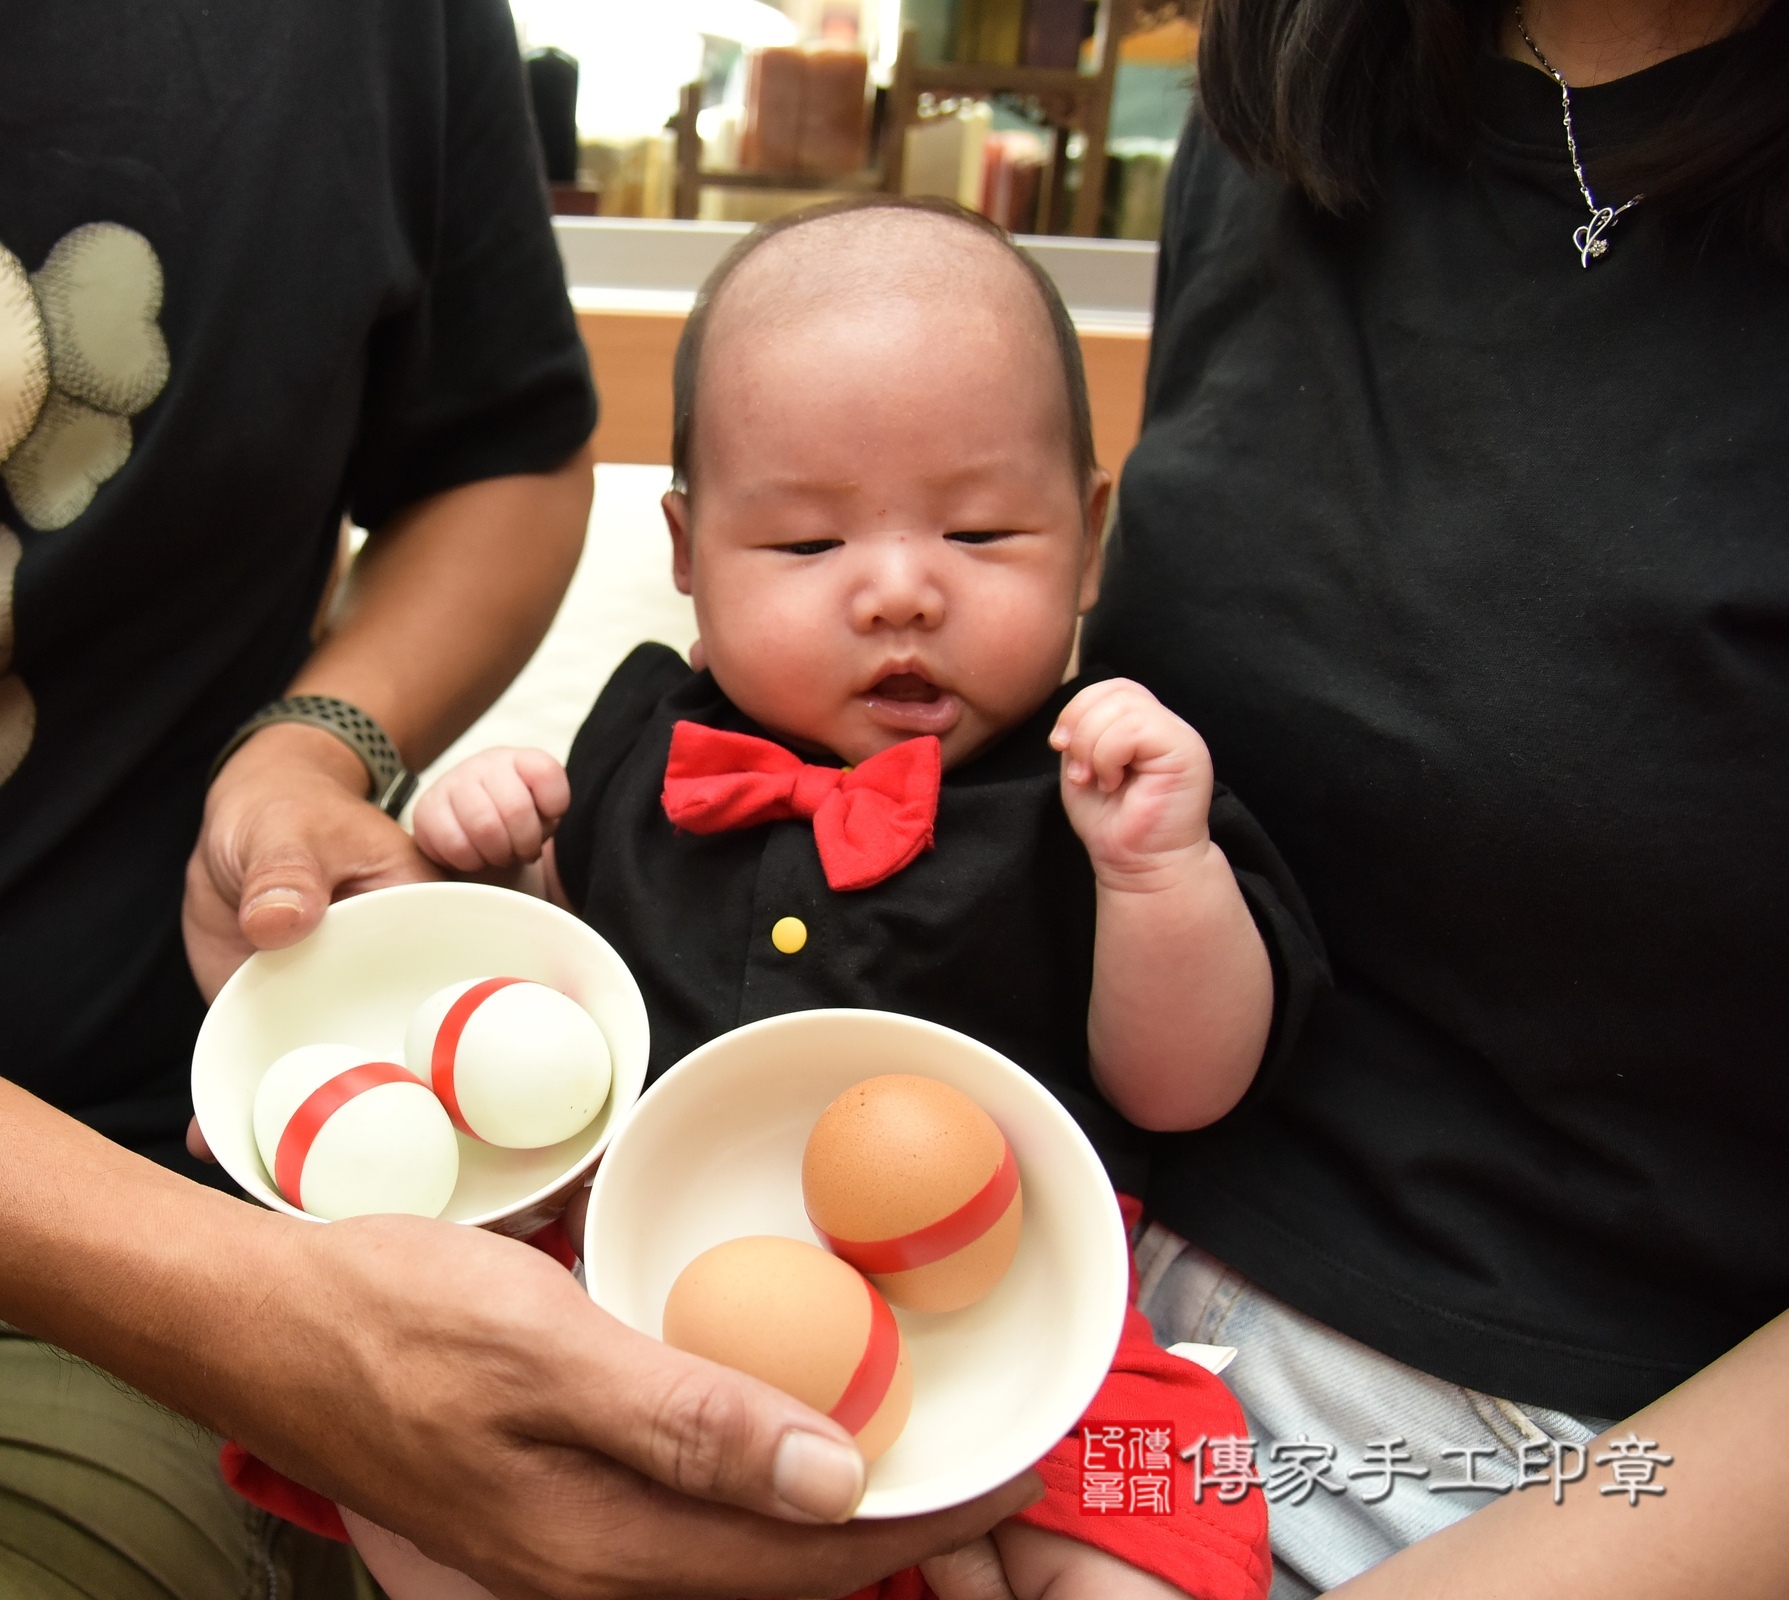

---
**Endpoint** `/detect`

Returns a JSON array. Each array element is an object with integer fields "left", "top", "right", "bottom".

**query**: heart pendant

[{"left": 1573, "top": 207, "right": 1617, "bottom": 268}]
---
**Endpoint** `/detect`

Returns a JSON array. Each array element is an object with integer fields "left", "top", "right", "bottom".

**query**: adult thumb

[
  {"left": 557, "top": 1306, "right": 867, "bottom": 1523},
  {"left": 236, "top": 841, "right": 331, "bottom": 951}
]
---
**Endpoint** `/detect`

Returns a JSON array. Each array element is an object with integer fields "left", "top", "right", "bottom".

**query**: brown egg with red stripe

[
  {"left": 662, "top": 1236, "right": 912, "bottom": 1463},
  {"left": 803, "top": 1075, "right": 1023, "bottom": 1313}
]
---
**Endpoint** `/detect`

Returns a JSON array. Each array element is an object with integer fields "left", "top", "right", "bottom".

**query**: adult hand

[
  {"left": 182, "top": 458, "right": 595, "bottom": 1002},
  {"left": 208, "top": 1211, "right": 1040, "bottom": 1598},
  {"left": 2, "top": 1090, "right": 1038, "bottom": 1600},
  {"left": 183, "top": 721, "right": 440, "bottom": 1001}
]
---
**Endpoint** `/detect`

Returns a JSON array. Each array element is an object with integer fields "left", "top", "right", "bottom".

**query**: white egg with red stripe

[
  {"left": 252, "top": 1043, "right": 459, "bottom": 1220},
  {"left": 405, "top": 977, "right": 612, "bottom": 1149}
]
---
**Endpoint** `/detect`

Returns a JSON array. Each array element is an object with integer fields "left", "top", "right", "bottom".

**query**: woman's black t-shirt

[{"left": 1086, "top": 42, "right": 1789, "bottom": 1420}]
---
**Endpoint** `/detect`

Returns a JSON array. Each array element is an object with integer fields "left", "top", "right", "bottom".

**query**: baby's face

[{"left": 666, "top": 285, "right": 1106, "bottom": 769}]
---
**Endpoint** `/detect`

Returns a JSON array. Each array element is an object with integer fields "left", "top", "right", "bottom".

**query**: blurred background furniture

[
  {"left": 512, "top": 0, "right": 1194, "bottom": 238},
  {"left": 880, "top": 0, "right": 1137, "bottom": 235},
  {"left": 668, "top": 0, "right": 1138, "bottom": 235}
]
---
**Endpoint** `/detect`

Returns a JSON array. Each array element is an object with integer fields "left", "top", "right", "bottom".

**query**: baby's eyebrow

[
  {"left": 734, "top": 475, "right": 864, "bottom": 504},
  {"left": 737, "top": 455, "right": 1029, "bottom": 504}
]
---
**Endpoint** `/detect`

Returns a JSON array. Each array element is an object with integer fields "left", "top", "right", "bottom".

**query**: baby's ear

[
  {"left": 662, "top": 489, "right": 694, "bottom": 595},
  {"left": 1078, "top": 468, "right": 1113, "bottom": 613}
]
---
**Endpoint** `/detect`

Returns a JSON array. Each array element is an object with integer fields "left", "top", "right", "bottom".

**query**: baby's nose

[{"left": 855, "top": 544, "right": 945, "bottom": 630}]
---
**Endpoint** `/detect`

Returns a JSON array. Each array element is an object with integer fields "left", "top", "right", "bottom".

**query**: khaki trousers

[{"left": 0, "top": 1329, "right": 373, "bottom": 1600}]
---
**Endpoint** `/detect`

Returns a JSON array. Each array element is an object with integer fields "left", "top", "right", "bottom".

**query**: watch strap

[{"left": 210, "top": 695, "right": 418, "bottom": 817}]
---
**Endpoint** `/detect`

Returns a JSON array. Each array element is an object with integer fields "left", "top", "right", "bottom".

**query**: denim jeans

[{"left": 1134, "top": 1228, "right": 1612, "bottom": 1597}]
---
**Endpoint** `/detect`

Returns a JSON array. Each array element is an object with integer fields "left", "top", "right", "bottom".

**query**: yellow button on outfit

[{"left": 771, "top": 916, "right": 808, "bottom": 954}]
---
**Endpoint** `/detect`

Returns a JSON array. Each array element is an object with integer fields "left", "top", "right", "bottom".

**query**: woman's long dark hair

[{"left": 1195, "top": 0, "right": 1789, "bottom": 258}]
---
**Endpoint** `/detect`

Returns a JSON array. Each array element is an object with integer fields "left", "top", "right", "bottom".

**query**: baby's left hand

[
  {"left": 1052, "top": 678, "right": 1214, "bottom": 887},
  {"left": 412, "top": 746, "right": 570, "bottom": 874}
]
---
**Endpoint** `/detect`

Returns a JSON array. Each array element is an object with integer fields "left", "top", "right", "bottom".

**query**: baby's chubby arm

[
  {"left": 924, "top": 1522, "right": 1190, "bottom": 1599},
  {"left": 411, "top": 746, "right": 569, "bottom": 882},
  {"left": 1052, "top": 680, "right": 1272, "bottom": 1131}
]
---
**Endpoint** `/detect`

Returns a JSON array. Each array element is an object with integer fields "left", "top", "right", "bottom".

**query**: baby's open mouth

[
  {"left": 869, "top": 672, "right": 943, "bottom": 703},
  {"left": 860, "top": 671, "right": 961, "bottom": 736}
]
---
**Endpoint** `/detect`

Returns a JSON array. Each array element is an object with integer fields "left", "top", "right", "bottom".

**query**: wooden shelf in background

[
  {"left": 671, "top": 0, "right": 1137, "bottom": 235},
  {"left": 908, "top": 62, "right": 1093, "bottom": 98},
  {"left": 881, "top": 0, "right": 1138, "bottom": 235},
  {"left": 549, "top": 183, "right": 601, "bottom": 216},
  {"left": 674, "top": 81, "right": 885, "bottom": 217}
]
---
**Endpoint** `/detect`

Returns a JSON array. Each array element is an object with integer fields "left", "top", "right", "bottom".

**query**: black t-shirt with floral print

[{"left": 0, "top": 0, "right": 595, "bottom": 1158}]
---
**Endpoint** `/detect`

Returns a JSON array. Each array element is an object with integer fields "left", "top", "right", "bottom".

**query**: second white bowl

[{"left": 584, "top": 1007, "right": 1129, "bottom": 1518}]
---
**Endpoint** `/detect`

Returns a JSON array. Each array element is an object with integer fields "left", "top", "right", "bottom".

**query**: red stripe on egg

[
  {"left": 274, "top": 1060, "right": 417, "bottom": 1212},
  {"left": 812, "top": 1139, "right": 1019, "bottom": 1276},
  {"left": 828, "top": 1276, "right": 901, "bottom": 1435},
  {"left": 431, "top": 977, "right": 525, "bottom": 1139}
]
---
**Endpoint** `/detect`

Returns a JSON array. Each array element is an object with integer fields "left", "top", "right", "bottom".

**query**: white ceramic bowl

[
  {"left": 584, "top": 1008, "right": 1128, "bottom": 1518},
  {"left": 193, "top": 881, "right": 648, "bottom": 1234}
]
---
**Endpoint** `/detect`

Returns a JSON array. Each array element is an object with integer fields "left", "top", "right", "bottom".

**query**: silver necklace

[{"left": 1513, "top": 4, "right": 1642, "bottom": 267}]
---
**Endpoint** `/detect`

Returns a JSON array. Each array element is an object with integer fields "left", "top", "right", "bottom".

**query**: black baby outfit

[{"left": 552, "top": 642, "right": 1322, "bottom": 1195}]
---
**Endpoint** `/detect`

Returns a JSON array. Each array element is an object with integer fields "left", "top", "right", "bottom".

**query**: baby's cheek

[
  {"left": 702, "top": 565, "right": 832, "bottom": 676},
  {"left": 972, "top": 598, "right": 1079, "bottom": 710},
  {"left": 704, "top": 622, "right": 845, "bottom": 745}
]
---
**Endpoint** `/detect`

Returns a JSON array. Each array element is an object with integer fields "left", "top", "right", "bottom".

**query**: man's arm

[
  {"left": 184, "top": 450, "right": 592, "bottom": 998},
  {"left": 1333, "top": 1310, "right": 1789, "bottom": 1599},
  {"left": 0, "top": 1076, "right": 1040, "bottom": 1598}
]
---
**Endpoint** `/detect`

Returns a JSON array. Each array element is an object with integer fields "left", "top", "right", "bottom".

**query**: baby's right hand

[{"left": 411, "top": 747, "right": 570, "bottom": 872}]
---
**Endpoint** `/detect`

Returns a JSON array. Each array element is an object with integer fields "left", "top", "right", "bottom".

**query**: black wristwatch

[{"left": 210, "top": 694, "right": 418, "bottom": 817}]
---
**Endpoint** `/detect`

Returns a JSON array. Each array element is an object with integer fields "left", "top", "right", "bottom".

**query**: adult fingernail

[
  {"left": 245, "top": 887, "right": 305, "bottom": 916},
  {"left": 772, "top": 1429, "right": 864, "bottom": 1523},
  {"left": 243, "top": 888, "right": 307, "bottom": 939}
]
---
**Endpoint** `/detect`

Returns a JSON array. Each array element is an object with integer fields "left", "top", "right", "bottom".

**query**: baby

[{"left": 416, "top": 198, "right": 1279, "bottom": 1600}]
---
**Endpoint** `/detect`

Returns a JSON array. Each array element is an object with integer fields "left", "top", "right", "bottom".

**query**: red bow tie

[{"left": 661, "top": 721, "right": 941, "bottom": 891}]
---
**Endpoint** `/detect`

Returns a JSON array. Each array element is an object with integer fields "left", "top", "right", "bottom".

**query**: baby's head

[{"left": 664, "top": 196, "right": 1110, "bottom": 769}]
